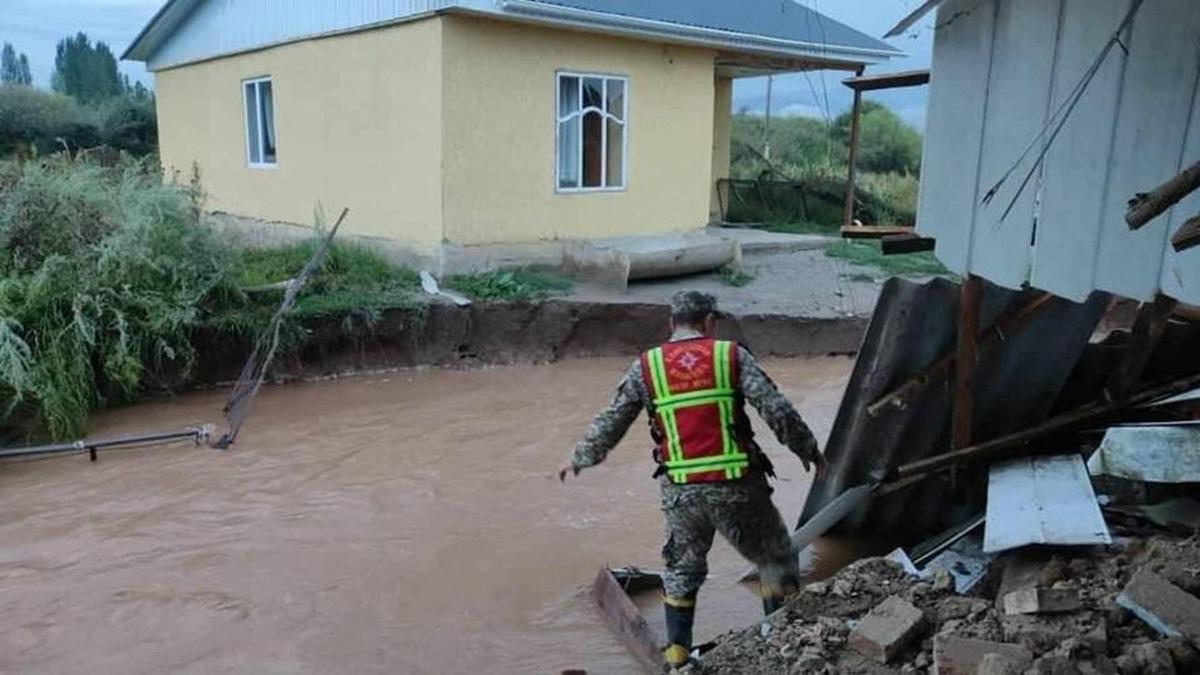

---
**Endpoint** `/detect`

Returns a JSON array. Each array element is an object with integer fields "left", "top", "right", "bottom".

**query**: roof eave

[
  {"left": 122, "top": 0, "right": 199, "bottom": 62},
  {"left": 499, "top": 0, "right": 904, "bottom": 66}
]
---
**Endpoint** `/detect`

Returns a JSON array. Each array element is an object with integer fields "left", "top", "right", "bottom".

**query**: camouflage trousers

[{"left": 659, "top": 472, "right": 800, "bottom": 600}]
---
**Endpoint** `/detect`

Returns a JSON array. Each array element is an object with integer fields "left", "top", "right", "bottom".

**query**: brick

[
  {"left": 975, "top": 652, "right": 1026, "bottom": 675},
  {"left": 1003, "top": 587, "right": 1082, "bottom": 615},
  {"left": 848, "top": 595, "right": 926, "bottom": 663},
  {"left": 1117, "top": 567, "right": 1200, "bottom": 648},
  {"left": 932, "top": 635, "right": 1032, "bottom": 675}
]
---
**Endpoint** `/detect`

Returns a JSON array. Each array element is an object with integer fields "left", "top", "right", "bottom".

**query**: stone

[
  {"left": 832, "top": 578, "right": 855, "bottom": 598},
  {"left": 933, "top": 569, "right": 955, "bottom": 592},
  {"left": 1004, "top": 588, "right": 1082, "bottom": 615},
  {"left": 1117, "top": 568, "right": 1200, "bottom": 648},
  {"left": 805, "top": 581, "right": 830, "bottom": 596},
  {"left": 793, "top": 649, "right": 826, "bottom": 672},
  {"left": 1162, "top": 636, "right": 1199, "bottom": 671},
  {"left": 975, "top": 652, "right": 1024, "bottom": 675},
  {"left": 938, "top": 597, "right": 978, "bottom": 622},
  {"left": 932, "top": 635, "right": 1032, "bottom": 675},
  {"left": 848, "top": 595, "right": 927, "bottom": 663},
  {"left": 1119, "top": 642, "right": 1175, "bottom": 675},
  {"left": 1029, "top": 655, "right": 1082, "bottom": 675}
]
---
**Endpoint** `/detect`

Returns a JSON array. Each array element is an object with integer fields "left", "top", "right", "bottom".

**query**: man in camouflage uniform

[{"left": 558, "top": 290, "right": 826, "bottom": 670}]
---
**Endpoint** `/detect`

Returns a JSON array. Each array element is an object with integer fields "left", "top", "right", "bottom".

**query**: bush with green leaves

[{"left": 0, "top": 86, "right": 156, "bottom": 157}]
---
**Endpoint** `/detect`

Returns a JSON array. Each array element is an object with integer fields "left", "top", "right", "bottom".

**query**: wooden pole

[
  {"left": 893, "top": 371, "right": 1200, "bottom": 480},
  {"left": 1126, "top": 159, "right": 1200, "bottom": 229},
  {"left": 952, "top": 276, "right": 983, "bottom": 449},
  {"left": 1105, "top": 294, "right": 1179, "bottom": 400},
  {"left": 842, "top": 67, "right": 866, "bottom": 228},
  {"left": 1171, "top": 214, "right": 1200, "bottom": 252}
]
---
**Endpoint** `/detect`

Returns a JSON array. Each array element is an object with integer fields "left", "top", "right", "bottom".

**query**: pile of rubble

[{"left": 694, "top": 536, "right": 1200, "bottom": 674}]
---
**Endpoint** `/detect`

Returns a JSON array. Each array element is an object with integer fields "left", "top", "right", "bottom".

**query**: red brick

[
  {"left": 1117, "top": 568, "right": 1200, "bottom": 648},
  {"left": 933, "top": 635, "right": 1032, "bottom": 675},
  {"left": 848, "top": 595, "right": 926, "bottom": 663}
]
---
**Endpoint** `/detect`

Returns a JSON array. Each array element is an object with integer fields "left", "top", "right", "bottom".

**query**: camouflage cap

[{"left": 669, "top": 290, "right": 721, "bottom": 324}]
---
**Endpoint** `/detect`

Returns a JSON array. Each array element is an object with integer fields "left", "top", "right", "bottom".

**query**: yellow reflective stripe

[
  {"left": 647, "top": 348, "right": 669, "bottom": 399},
  {"left": 715, "top": 340, "right": 730, "bottom": 390},
  {"left": 665, "top": 452, "right": 750, "bottom": 469},
  {"left": 654, "top": 389, "right": 736, "bottom": 410},
  {"left": 662, "top": 594, "right": 696, "bottom": 608},
  {"left": 663, "top": 408, "right": 683, "bottom": 465}
]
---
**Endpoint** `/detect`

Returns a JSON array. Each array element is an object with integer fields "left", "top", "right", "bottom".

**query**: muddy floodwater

[{"left": 0, "top": 356, "right": 880, "bottom": 674}]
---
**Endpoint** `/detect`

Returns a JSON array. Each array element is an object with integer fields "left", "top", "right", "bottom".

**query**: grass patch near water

[
  {"left": 825, "top": 240, "right": 951, "bottom": 279},
  {"left": 444, "top": 268, "right": 572, "bottom": 301}
]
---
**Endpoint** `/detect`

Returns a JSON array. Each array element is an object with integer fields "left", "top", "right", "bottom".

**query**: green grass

[
  {"left": 825, "top": 240, "right": 951, "bottom": 278},
  {"left": 718, "top": 265, "right": 755, "bottom": 287},
  {"left": 759, "top": 219, "right": 839, "bottom": 236},
  {"left": 444, "top": 267, "right": 572, "bottom": 301}
]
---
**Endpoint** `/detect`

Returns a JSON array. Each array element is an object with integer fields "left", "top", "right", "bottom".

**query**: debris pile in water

[{"left": 693, "top": 536, "right": 1200, "bottom": 674}]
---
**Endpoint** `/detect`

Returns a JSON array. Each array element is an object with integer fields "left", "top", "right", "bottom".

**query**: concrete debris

[
  {"left": 1089, "top": 425, "right": 1200, "bottom": 483},
  {"left": 1117, "top": 568, "right": 1200, "bottom": 648},
  {"left": 1003, "top": 588, "right": 1082, "bottom": 616},
  {"left": 848, "top": 596, "right": 926, "bottom": 663},
  {"left": 696, "top": 538, "right": 1200, "bottom": 675},
  {"left": 931, "top": 635, "right": 1031, "bottom": 675}
]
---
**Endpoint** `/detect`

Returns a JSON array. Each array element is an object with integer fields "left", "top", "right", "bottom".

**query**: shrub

[{"left": 0, "top": 86, "right": 156, "bottom": 157}]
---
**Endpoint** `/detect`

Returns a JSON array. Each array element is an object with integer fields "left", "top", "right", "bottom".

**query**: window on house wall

[
  {"left": 243, "top": 77, "right": 276, "bottom": 167},
  {"left": 557, "top": 72, "right": 626, "bottom": 191}
]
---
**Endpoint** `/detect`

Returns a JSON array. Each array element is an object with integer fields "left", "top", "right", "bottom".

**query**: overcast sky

[{"left": 2, "top": 0, "right": 934, "bottom": 127}]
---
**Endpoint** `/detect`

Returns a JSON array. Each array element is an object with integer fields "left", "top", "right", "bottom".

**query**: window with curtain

[
  {"left": 556, "top": 72, "right": 626, "bottom": 191},
  {"left": 243, "top": 77, "right": 277, "bottom": 167}
]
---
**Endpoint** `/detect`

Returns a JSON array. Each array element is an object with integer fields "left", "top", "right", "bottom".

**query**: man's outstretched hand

[{"left": 557, "top": 459, "right": 579, "bottom": 482}]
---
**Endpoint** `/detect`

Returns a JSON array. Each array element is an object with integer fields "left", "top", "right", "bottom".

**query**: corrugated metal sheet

[
  {"left": 128, "top": 0, "right": 902, "bottom": 71},
  {"left": 915, "top": 0, "right": 1200, "bottom": 306},
  {"left": 983, "top": 454, "right": 1111, "bottom": 553},
  {"left": 798, "top": 277, "right": 1110, "bottom": 540}
]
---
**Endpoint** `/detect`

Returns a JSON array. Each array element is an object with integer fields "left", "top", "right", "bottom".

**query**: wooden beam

[
  {"left": 867, "top": 292, "right": 1056, "bottom": 417},
  {"left": 952, "top": 276, "right": 983, "bottom": 449},
  {"left": 894, "top": 371, "right": 1200, "bottom": 480},
  {"left": 881, "top": 233, "right": 936, "bottom": 255},
  {"left": 843, "top": 69, "right": 931, "bottom": 92},
  {"left": 1126, "top": 160, "right": 1200, "bottom": 230},
  {"left": 1171, "top": 214, "right": 1200, "bottom": 252},
  {"left": 841, "top": 224, "right": 915, "bottom": 239},
  {"left": 1105, "top": 294, "right": 1179, "bottom": 401},
  {"left": 843, "top": 68, "right": 865, "bottom": 229},
  {"left": 592, "top": 568, "right": 661, "bottom": 673}
]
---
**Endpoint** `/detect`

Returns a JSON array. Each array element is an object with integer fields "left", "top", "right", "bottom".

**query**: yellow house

[{"left": 125, "top": 1, "right": 900, "bottom": 265}]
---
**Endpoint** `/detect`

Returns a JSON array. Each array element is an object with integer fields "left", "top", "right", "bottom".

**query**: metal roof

[{"left": 124, "top": 0, "right": 902, "bottom": 70}]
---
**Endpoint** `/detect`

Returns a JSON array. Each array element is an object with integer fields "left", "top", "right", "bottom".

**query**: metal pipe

[{"left": 0, "top": 427, "right": 210, "bottom": 460}]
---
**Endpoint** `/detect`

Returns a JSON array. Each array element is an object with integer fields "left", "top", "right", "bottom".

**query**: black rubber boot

[{"left": 662, "top": 594, "right": 697, "bottom": 670}]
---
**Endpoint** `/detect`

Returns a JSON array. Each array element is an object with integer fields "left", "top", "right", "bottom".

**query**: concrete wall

[
  {"left": 155, "top": 20, "right": 445, "bottom": 245},
  {"left": 440, "top": 14, "right": 717, "bottom": 245},
  {"left": 710, "top": 76, "right": 733, "bottom": 222}
]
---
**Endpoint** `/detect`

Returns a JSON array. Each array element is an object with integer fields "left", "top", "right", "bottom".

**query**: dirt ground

[
  {"left": 569, "top": 248, "right": 887, "bottom": 319},
  {"left": 694, "top": 537, "right": 1200, "bottom": 674}
]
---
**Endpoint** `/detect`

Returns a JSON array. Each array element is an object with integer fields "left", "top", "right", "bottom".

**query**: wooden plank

[
  {"left": 1095, "top": 0, "right": 1200, "bottom": 301},
  {"left": 592, "top": 568, "right": 661, "bottom": 674},
  {"left": 1105, "top": 294, "right": 1179, "bottom": 400},
  {"left": 1127, "top": 161, "right": 1200, "bottom": 229},
  {"left": 953, "top": 276, "right": 983, "bottom": 449},
  {"left": 1032, "top": 0, "right": 1132, "bottom": 303},
  {"left": 1172, "top": 215, "right": 1200, "bottom": 253},
  {"left": 915, "top": 0, "right": 998, "bottom": 274},
  {"left": 969, "top": 0, "right": 1063, "bottom": 290},
  {"left": 841, "top": 225, "right": 914, "bottom": 239},
  {"left": 843, "top": 69, "right": 930, "bottom": 92},
  {"left": 983, "top": 455, "right": 1111, "bottom": 553},
  {"left": 894, "top": 371, "right": 1200, "bottom": 480},
  {"left": 881, "top": 234, "right": 936, "bottom": 255}
]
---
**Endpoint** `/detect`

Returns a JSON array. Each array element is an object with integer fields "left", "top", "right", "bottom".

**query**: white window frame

[
  {"left": 555, "top": 71, "right": 629, "bottom": 193},
  {"left": 242, "top": 76, "right": 277, "bottom": 169}
]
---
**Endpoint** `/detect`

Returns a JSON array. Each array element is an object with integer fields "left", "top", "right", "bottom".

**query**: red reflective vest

[{"left": 640, "top": 338, "right": 753, "bottom": 484}]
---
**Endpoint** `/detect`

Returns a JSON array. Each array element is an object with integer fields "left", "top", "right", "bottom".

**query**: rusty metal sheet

[{"left": 798, "top": 277, "right": 1110, "bottom": 540}]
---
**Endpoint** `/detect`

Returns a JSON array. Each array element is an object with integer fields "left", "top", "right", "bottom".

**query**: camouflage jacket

[{"left": 571, "top": 329, "right": 820, "bottom": 473}]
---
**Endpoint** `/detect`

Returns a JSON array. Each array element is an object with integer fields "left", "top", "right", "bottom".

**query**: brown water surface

[{"left": 0, "top": 356, "right": 876, "bottom": 674}]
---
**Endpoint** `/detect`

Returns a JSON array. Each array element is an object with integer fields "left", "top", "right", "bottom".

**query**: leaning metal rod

[{"left": 0, "top": 426, "right": 211, "bottom": 462}]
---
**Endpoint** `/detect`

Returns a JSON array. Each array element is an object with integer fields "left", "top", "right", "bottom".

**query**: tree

[
  {"left": 1, "top": 43, "right": 33, "bottom": 86},
  {"left": 833, "top": 101, "right": 923, "bottom": 175},
  {"left": 51, "top": 33, "right": 124, "bottom": 103}
]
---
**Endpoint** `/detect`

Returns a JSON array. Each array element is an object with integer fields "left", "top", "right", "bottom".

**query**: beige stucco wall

[
  {"left": 710, "top": 76, "right": 733, "bottom": 222},
  {"left": 440, "top": 15, "right": 717, "bottom": 245},
  {"left": 154, "top": 20, "right": 444, "bottom": 245}
]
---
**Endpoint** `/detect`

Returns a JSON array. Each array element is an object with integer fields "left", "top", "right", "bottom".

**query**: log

[
  {"left": 1171, "top": 214, "right": 1200, "bottom": 252},
  {"left": 953, "top": 277, "right": 983, "bottom": 449},
  {"left": 1105, "top": 295, "right": 1179, "bottom": 401},
  {"left": 892, "top": 371, "right": 1200, "bottom": 480},
  {"left": 881, "top": 234, "right": 936, "bottom": 255},
  {"left": 1126, "top": 160, "right": 1200, "bottom": 229}
]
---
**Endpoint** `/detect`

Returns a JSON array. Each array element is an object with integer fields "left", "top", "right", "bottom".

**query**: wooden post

[
  {"left": 592, "top": 568, "right": 662, "bottom": 673},
  {"left": 1105, "top": 294, "right": 1179, "bottom": 401},
  {"left": 843, "top": 67, "right": 866, "bottom": 228},
  {"left": 952, "top": 276, "right": 983, "bottom": 449},
  {"left": 1126, "top": 160, "right": 1200, "bottom": 229},
  {"left": 1171, "top": 214, "right": 1200, "bottom": 252}
]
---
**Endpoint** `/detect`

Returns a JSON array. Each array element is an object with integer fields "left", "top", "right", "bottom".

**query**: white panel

[
  {"left": 969, "top": 0, "right": 1063, "bottom": 289},
  {"left": 1030, "top": 0, "right": 1131, "bottom": 302},
  {"left": 983, "top": 455, "right": 1111, "bottom": 554},
  {"left": 1093, "top": 0, "right": 1200, "bottom": 301},
  {"left": 1159, "top": 76, "right": 1200, "bottom": 305},
  {"left": 915, "top": 0, "right": 998, "bottom": 275},
  {"left": 148, "top": 0, "right": 493, "bottom": 70}
]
